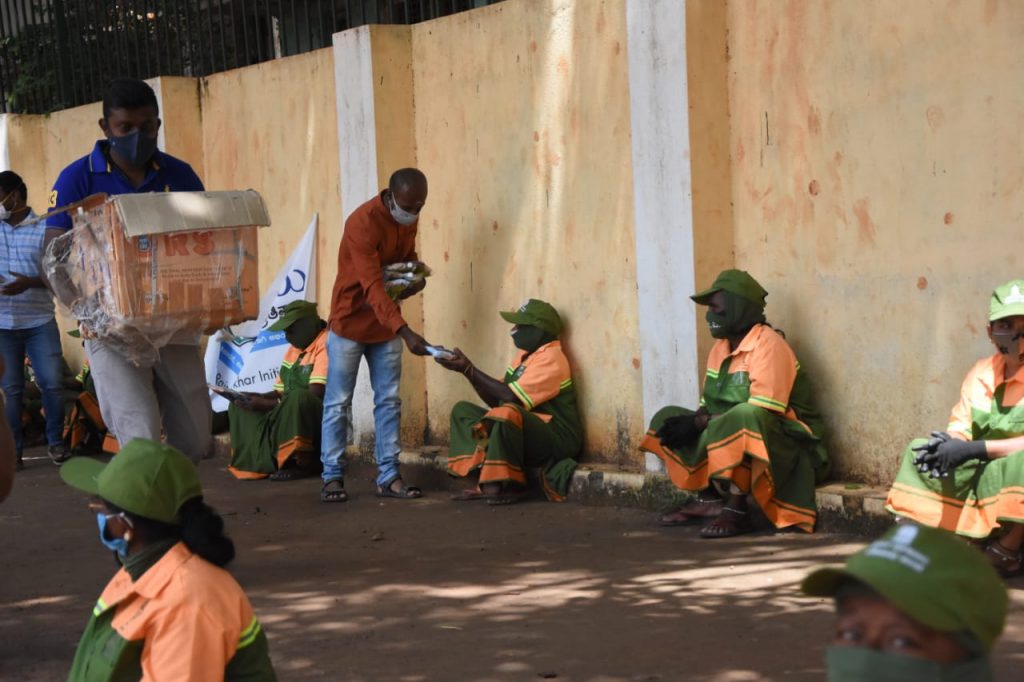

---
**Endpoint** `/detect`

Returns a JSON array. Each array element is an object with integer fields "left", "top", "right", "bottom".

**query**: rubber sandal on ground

[
  {"left": 376, "top": 478, "right": 423, "bottom": 499},
  {"left": 450, "top": 487, "right": 488, "bottom": 501},
  {"left": 320, "top": 479, "right": 348, "bottom": 503}
]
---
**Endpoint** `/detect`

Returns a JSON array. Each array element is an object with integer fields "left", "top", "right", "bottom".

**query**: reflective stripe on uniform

[{"left": 237, "top": 617, "right": 262, "bottom": 650}]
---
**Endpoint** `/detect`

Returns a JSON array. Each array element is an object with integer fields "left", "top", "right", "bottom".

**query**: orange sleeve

[
  {"left": 308, "top": 336, "right": 329, "bottom": 385},
  {"left": 344, "top": 211, "right": 407, "bottom": 334},
  {"left": 142, "top": 606, "right": 235, "bottom": 681},
  {"left": 746, "top": 331, "right": 797, "bottom": 414},
  {"left": 947, "top": 362, "right": 984, "bottom": 441},
  {"left": 508, "top": 349, "right": 569, "bottom": 411}
]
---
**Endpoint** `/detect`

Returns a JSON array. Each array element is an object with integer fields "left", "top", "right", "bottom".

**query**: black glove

[
  {"left": 656, "top": 414, "right": 699, "bottom": 450},
  {"left": 912, "top": 431, "right": 952, "bottom": 470},
  {"left": 913, "top": 433, "right": 987, "bottom": 478}
]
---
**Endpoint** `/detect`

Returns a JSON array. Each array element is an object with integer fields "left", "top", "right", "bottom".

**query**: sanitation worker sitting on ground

[
  {"left": 436, "top": 299, "right": 582, "bottom": 505},
  {"left": 802, "top": 522, "right": 1006, "bottom": 682},
  {"left": 226, "top": 300, "right": 327, "bottom": 480},
  {"left": 886, "top": 280, "right": 1024, "bottom": 578},
  {"left": 640, "top": 269, "right": 830, "bottom": 537}
]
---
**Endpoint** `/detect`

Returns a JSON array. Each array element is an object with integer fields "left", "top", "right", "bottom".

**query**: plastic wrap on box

[{"left": 43, "top": 191, "right": 269, "bottom": 366}]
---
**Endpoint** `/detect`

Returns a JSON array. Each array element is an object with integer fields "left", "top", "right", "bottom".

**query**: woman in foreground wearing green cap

[
  {"left": 802, "top": 522, "right": 1007, "bottom": 681},
  {"left": 640, "top": 269, "right": 830, "bottom": 536},
  {"left": 61, "top": 439, "right": 276, "bottom": 680},
  {"left": 886, "top": 280, "right": 1024, "bottom": 577}
]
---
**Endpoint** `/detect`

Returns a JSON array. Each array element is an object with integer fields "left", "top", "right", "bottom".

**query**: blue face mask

[
  {"left": 96, "top": 512, "right": 130, "bottom": 556},
  {"left": 108, "top": 129, "right": 158, "bottom": 168}
]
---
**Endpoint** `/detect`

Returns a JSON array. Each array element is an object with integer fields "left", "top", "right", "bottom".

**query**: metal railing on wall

[{"left": 0, "top": 0, "right": 501, "bottom": 114}]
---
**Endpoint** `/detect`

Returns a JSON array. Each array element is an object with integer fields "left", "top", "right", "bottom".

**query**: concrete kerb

[{"left": 210, "top": 434, "right": 893, "bottom": 535}]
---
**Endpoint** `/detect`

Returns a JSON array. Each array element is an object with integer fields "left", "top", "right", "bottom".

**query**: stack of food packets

[{"left": 384, "top": 261, "right": 431, "bottom": 300}]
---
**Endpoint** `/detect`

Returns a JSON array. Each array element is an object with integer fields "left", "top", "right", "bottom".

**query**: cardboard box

[{"left": 64, "top": 191, "right": 270, "bottom": 335}]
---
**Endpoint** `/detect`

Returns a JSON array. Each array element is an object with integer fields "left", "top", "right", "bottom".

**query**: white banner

[{"left": 205, "top": 214, "right": 318, "bottom": 411}]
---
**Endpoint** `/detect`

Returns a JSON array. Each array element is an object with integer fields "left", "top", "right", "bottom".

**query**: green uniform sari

[{"left": 228, "top": 349, "right": 323, "bottom": 480}]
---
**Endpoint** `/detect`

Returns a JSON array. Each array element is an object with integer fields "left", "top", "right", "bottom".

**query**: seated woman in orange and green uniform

[
  {"left": 640, "top": 270, "right": 830, "bottom": 537},
  {"left": 227, "top": 300, "right": 327, "bottom": 481},
  {"left": 886, "top": 280, "right": 1024, "bottom": 578},
  {"left": 435, "top": 299, "right": 582, "bottom": 505}
]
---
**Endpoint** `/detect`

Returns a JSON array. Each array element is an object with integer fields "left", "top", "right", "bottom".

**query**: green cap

[
  {"left": 499, "top": 299, "right": 564, "bottom": 336},
  {"left": 988, "top": 280, "right": 1024, "bottom": 321},
  {"left": 60, "top": 439, "right": 203, "bottom": 525},
  {"left": 691, "top": 269, "right": 768, "bottom": 307},
  {"left": 801, "top": 523, "right": 1007, "bottom": 652},
  {"left": 268, "top": 300, "right": 319, "bottom": 331}
]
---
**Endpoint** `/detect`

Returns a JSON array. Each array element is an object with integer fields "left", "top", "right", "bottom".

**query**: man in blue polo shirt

[
  {"left": 0, "top": 171, "right": 68, "bottom": 468},
  {"left": 44, "top": 78, "right": 211, "bottom": 463}
]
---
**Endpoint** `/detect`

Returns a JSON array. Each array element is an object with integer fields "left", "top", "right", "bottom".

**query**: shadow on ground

[{"left": 2, "top": 447, "right": 1023, "bottom": 681}]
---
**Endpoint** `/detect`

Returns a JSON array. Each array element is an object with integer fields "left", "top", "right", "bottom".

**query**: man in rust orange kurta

[{"left": 319, "top": 168, "right": 433, "bottom": 503}]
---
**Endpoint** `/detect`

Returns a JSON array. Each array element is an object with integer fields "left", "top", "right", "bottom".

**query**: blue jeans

[
  {"left": 321, "top": 331, "right": 404, "bottom": 486},
  {"left": 0, "top": 319, "right": 66, "bottom": 453}
]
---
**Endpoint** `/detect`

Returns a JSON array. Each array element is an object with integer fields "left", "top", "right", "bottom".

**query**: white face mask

[
  {"left": 389, "top": 194, "right": 419, "bottom": 225},
  {"left": 0, "top": 194, "right": 11, "bottom": 222}
]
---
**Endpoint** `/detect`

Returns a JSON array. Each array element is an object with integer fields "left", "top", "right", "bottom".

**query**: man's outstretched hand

[{"left": 398, "top": 326, "right": 430, "bottom": 356}]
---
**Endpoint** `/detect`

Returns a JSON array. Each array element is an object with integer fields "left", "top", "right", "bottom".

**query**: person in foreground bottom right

[
  {"left": 802, "top": 522, "right": 1006, "bottom": 682},
  {"left": 885, "top": 280, "right": 1024, "bottom": 577}
]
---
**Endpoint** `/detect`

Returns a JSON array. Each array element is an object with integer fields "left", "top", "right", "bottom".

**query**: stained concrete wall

[
  {"left": 411, "top": 0, "right": 644, "bottom": 463},
  {"left": 199, "top": 48, "right": 427, "bottom": 447},
  {"left": 725, "top": 0, "right": 1024, "bottom": 482},
  {"left": 8, "top": 0, "right": 1017, "bottom": 482}
]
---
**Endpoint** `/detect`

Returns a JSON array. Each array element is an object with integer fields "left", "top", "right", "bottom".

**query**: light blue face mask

[
  {"left": 388, "top": 194, "right": 419, "bottom": 225},
  {"left": 96, "top": 512, "right": 131, "bottom": 556}
]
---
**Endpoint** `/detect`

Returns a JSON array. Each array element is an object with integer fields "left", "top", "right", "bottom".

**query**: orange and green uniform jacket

[
  {"left": 228, "top": 328, "right": 328, "bottom": 479},
  {"left": 641, "top": 323, "right": 829, "bottom": 532},
  {"left": 447, "top": 340, "right": 582, "bottom": 500},
  {"left": 886, "top": 353, "right": 1024, "bottom": 537},
  {"left": 68, "top": 542, "right": 275, "bottom": 681}
]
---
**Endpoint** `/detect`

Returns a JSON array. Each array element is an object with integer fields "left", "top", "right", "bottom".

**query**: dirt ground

[{"left": 3, "top": 448, "right": 1023, "bottom": 682}]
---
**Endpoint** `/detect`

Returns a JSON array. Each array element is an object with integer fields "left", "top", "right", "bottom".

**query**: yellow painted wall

[
  {"left": 687, "top": 0, "right": 736, "bottom": 370},
  {"left": 157, "top": 77, "right": 205, "bottom": 176},
  {"left": 369, "top": 25, "right": 428, "bottom": 445},
  {"left": 411, "top": 0, "right": 644, "bottom": 464},
  {"left": 726, "top": 0, "right": 1024, "bottom": 483}
]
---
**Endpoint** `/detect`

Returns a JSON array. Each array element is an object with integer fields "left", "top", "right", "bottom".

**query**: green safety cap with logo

[
  {"left": 60, "top": 438, "right": 203, "bottom": 525},
  {"left": 499, "top": 298, "right": 564, "bottom": 336},
  {"left": 268, "top": 300, "right": 319, "bottom": 332},
  {"left": 989, "top": 280, "right": 1024, "bottom": 322},
  {"left": 691, "top": 269, "right": 768, "bottom": 307},
  {"left": 801, "top": 522, "right": 1007, "bottom": 652}
]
